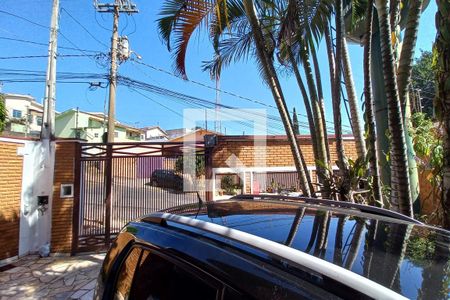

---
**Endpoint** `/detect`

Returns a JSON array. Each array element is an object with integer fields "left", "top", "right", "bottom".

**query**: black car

[
  {"left": 148, "top": 169, "right": 183, "bottom": 190},
  {"left": 94, "top": 195, "right": 450, "bottom": 300}
]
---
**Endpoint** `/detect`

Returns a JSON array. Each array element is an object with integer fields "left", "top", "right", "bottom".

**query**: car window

[
  {"left": 114, "top": 247, "right": 142, "bottom": 300},
  {"left": 129, "top": 249, "right": 219, "bottom": 300}
]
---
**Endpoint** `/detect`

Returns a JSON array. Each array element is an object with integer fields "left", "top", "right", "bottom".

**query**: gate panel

[
  {"left": 75, "top": 142, "right": 206, "bottom": 252},
  {"left": 78, "top": 159, "right": 107, "bottom": 250}
]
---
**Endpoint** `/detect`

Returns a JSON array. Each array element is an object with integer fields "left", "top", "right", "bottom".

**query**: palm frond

[{"left": 157, "top": 0, "right": 224, "bottom": 78}]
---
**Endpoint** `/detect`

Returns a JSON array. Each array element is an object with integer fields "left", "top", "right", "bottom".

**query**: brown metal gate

[{"left": 72, "top": 142, "right": 207, "bottom": 253}]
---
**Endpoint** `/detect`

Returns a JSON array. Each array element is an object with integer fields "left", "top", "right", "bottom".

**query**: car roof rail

[
  {"left": 230, "top": 194, "right": 422, "bottom": 224},
  {"left": 143, "top": 212, "right": 407, "bottom": 300}
]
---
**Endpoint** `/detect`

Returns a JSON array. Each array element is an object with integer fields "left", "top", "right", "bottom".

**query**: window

[
  {"left": 115, "top": 248, "right": 142, "bottom": 300},
  {"left": 115, "top": 131, "right": 119, "bottom": 138},
  {"left": 36, "top": 116, "right": 43, "bottom": 126},
  {"left": 12, "top": 109, "right": 22, "bottom": 118},
  {"left": 28, "top": 114, "right": 33, "bottom": 124},
  {"left": 114, "top": 248, "right": 219, "bottom": 300},
  {"left": 94, "top": 133, "right": 99, "bottom": 138},
  {"left": 130, "top": 250, "right": 218, "bottom": 300}
]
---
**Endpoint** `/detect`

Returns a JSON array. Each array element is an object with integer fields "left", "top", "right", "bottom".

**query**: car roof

[{"left": 140, "top": 197, "right": 450, "bottom": 299}]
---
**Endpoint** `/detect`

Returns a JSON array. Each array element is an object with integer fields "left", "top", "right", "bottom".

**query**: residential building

[
  {"left": 165, "top": 128, "right": 194, "bottom": 140},
  {"left": 140, "top": 126, "right": 168, "bottom": 141},
  {"left": 169, "top": 128, "right": 221, "bottom": 142},
  {"left": 1, "top": 93, "right": 43, "bottom": 137},
  {"left": 55, "top": 109, "right": 141, "bottom": 143}
]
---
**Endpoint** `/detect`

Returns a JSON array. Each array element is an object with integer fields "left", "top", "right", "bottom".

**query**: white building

[
  {"left": 2, "top": 94, "right": 43, "bottom": 137},
  {"left": 140, "top": 126, "right": 168, "bottom": 141}
]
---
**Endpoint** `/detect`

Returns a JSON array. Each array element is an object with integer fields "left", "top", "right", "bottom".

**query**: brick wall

[
  {"left": 51, "top": 141, "right": 78, "bottom": 253},
  {"left": 0, "top": 141, "right": 23, "bottom": 261},
  {"left": 212, "top": 136, "right": 358, "bottom": 168}
]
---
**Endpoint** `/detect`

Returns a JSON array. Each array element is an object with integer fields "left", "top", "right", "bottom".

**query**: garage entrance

[{"left": 72, "top": 142, "right": 206, "bottom": 253}]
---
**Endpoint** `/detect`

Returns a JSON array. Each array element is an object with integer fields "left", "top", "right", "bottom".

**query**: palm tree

[
  {"left": 434, "top": 0, "right": 450, "bottom": 228},
  {"left": 342, "top": 35, "right": 367, "bottom": 159},
  {"left": 363, "top": 0, "right": 383, "bottom": 206},
  {"left": 374, "top": 0, "right": 412, "bottom": 217},
  {"left": 277, "top": 0, "right": 333, "bottom": 196},
  {"left": 333, "top": 0, "right": 351, "bottom": 201},
  {"left": 158, "top": 0, "right": 312, "bottom": 196}
]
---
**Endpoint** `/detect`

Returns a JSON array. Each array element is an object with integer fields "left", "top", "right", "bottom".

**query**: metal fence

[{"left": 73, "top": 142, "right": 206, "bottom": 253}]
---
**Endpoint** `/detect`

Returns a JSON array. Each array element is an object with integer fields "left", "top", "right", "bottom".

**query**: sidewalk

[{"left": 0, "top": 253, "right": 105, "bottom": 300}]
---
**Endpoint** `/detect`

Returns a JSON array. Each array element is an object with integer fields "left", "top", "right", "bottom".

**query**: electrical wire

[
  {"left": 130, "top": 59, "right": 352, "bottom": 131},
  {"left": 0, "top": 36, "right": 100, "bottom": 53},
  {"left": 0, "top": 9, "right": 103, "bottom": 63},
  {"left": 0, "top": 54, "right": 99, "bottom": 60},
  {"left": 60, "top": 7, "right": 109, "bottom": 49}
]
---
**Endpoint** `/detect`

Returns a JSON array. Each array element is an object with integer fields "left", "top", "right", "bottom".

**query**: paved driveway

[{"left": 0, "top": 253, "right": 105, "bottom": 300}]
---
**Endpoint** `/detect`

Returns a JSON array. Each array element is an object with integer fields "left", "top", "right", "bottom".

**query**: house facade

[
  {"left": 2, "top": 94, "right": 43, "bottom": 137},
  {"left": 210, "top": 135, "right": 358, "bottom": 199},
  {"left": 55, "top": 109, "right": 141, "bottom": 143},
  {"left": 140, "top": 126, "right": 168, "bottom": 141}
]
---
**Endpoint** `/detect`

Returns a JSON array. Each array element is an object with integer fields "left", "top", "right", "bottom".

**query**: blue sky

[{"left": 0, "top": 0, "right": 438, "bottom": 135}]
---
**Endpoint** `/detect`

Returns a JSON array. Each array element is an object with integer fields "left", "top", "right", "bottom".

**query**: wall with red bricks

[
  {"left": 0, "top": 141, "right": 23, "bottom": 261},
  {"left": 51, "top": 141, "right": 77, "bottom": 253},
  {"left": 212, "top": 136, "right": 358, "bottom": 168}
]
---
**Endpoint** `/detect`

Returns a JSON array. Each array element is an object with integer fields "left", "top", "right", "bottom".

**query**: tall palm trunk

[
  {"left": 300, "top": 46, "right": 330, "bottom": 193},
  {"left": 287, "top": 48, "right": 319, "bottom": 162},
  {"left": 364, "top": 0, "right": 383, "bottom": 206},
  {"left": 311, "top": 50, "right": 332, "bottom": 164},
  {"left": 342, "top": 38, "right": 367, "bottom": 159},
  {"left": 374, "top": 0, "right": 412, "bottom": 217},
  {"left": 435, "top": 0, "right": 450, "bottom": 228},
  {"left": 396, "top": 0, "right": 423, "bottom": 212},
  {"left": 287, "top": 49, "right": 323, "bottom": 194},
  {"left": 243, "top": 0, "right": 311, "bottom": 196},
  {"left": 334, "top": 0, "right": 351, "bottom": 201},
  {"left": 397, "top": 0, "right": 423, "bottom": 108}
]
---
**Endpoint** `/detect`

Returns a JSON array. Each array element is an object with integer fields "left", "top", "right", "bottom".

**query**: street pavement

[{"left": 0, "top": 253, "right": 105, "bottom": 300}]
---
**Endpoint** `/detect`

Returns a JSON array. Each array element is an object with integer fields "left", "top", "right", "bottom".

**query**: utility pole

[
  {"left": 41, "top": 0, "right": 59, "bottom": 140},
  {"left": 214, "top": 76, "right": 221, "bottom": 133},
  {"left": 95, "top": 0, "right": 138, "bottom": 143},
  {"left": 107, "top": 5, "right": 119, "bottom": 143}
]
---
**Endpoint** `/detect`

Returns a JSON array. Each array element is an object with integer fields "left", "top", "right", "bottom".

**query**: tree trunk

[
  {"left": 311, "top": 50, "right": 332, "bottom": 164},
  {"left": 287, "top": 48, "right": 319, "bottom": 163},
  {"left": 300, "top": 46, "right": 330, "bottom": 195},
  {"left": 334, "top": 0, "right": 351, "bottom": 201},
  {"left": 374, "top": 0, "right": 413, "bottom": 217},
  {"left": 242, "top": 0, "right": 311, "bottom": 196},
  {"left": 342, "top": 37, "right": 367, "bottom": 159},
  {"left": 397, "top": 0, "right": 424, "bottom": 109},
  {"left": 364, "top": 0, "right": 383, "bottom": 206},
  {"left": 396, "top": 0, "right": 423, "bottom": 213},
  {"left": 435, "top": 0, "right": 450, "bottom": 228}
]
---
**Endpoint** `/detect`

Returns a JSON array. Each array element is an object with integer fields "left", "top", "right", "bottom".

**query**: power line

[
  {"left": 117, "top": 75, "right": 337, "bottom": 134},
  {"left": 0, "top": 36, "right": 100, "bottom": 53},
  {"left": 0, "top": 54, "right": 99, "bottom": 60},
  {"left": 0, "top": 9, "right": 48, "bottom": 29},
  {"left": 129, "top": 87, "right": 185, "bottom": 119},
  {"left": 60, "top": 7, "right": 109, "bottom": 49},
  {"left": 0, "top": 9, "right": 102, "bottom": 61},
  {"left": 130, "top": 59, "right": 352, "bottom": 130}
]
